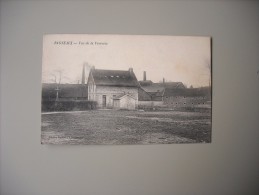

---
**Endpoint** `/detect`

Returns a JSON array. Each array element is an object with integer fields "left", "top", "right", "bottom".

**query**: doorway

[{"left": 102, "top": 95, "right": 106, "bottom": 108}]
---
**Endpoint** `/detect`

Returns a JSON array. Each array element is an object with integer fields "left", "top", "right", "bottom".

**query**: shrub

[{"left": 42, "top": 100, "right": 97, "bottom": 112}]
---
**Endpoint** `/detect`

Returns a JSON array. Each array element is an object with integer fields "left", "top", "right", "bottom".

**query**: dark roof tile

[
  {"left": 141, "top": 82, "right": 185, "bottom": 92},
  {"left": 90, "top": 69, "right": 139, "bottom": 87}
]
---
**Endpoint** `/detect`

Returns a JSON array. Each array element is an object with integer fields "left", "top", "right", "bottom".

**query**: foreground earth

[{"left": 41, "top": 109, "right": 211, "bottom": 145}]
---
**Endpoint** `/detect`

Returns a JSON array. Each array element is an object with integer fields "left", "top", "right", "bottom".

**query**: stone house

[{"left": 87, "top": 67, "right": 139, "bottom": 109}]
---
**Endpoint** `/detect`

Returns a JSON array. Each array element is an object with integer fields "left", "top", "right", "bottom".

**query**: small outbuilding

[{"left": 113, "top": 94, "right": 137, "bottom": 110}]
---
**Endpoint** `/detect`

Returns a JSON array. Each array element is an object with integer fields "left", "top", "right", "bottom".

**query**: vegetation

[{"left": 42, "top": 100, "right": 97, "bottom": 112}]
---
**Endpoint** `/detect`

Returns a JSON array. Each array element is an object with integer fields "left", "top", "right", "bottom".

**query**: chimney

[
  {"left": 143, "top": 71, "right": 146, "bottom": 81},
  {"left": 163, "top": 78, "right": 165, "bottom": 84},
  {"left": 91, "top": 66, "right": 95, "bottom": 70},
  {"left": 81, "top": 64, "right": 86, "bottom": 84},
  {"left": 129, "top": 68, "right": 133, "bottom": 74}
]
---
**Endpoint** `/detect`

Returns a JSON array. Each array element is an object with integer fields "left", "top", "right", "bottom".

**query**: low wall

[
  {"left": 138, "top": 101, "right": 164, "bottom": 109},
  {"left": 164, "top": 96, "right": 210, "bottom": 107},
  {"left": 138, "top": 99, "right": 211, "bottom": 112}
]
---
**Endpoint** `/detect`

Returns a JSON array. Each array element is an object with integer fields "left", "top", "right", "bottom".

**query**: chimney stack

[
  {"left": 143, "top": 71, "right": 146, "bottom": 81},
  {"left": 129, "top": 68, "right": 133, "bottom": 74},
  {"left": 81, "top": 64, "right": 86, "bottom": 84},
  {"left": 163, "top": 78, "right": 165, "bottom": 84}
]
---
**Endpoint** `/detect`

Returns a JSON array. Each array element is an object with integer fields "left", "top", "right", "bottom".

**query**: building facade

[
  {"left": 87, "top": 67, "right": 139, "bottom": 109},
  {"left": 113, "top": 94, "right": 137, "bottom": 110},
  {"left": 138, "top": 71, "right": 186, "bottom": 101}
]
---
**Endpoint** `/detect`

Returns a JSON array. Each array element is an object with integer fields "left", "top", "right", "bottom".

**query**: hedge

[{"left": 42, "top": 100, "right": 97, "bottom": 112}]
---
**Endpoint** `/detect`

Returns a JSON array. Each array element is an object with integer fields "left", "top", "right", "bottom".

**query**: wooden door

[{"left": 102, "top": 95, "right": 106, "bottom": 108}]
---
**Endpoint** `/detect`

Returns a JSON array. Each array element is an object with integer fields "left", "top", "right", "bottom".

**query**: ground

[{"left": 41, "top": 109, "right": 211, "bottom": 145}]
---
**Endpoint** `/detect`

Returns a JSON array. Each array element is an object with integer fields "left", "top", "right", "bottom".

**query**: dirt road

[{"left": 41, "top": 110, "right": 211, "bottom": 145}]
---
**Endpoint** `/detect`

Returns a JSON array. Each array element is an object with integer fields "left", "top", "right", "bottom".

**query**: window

[{"left": 102, "top": 95, "right": 106, "bottom": 107}]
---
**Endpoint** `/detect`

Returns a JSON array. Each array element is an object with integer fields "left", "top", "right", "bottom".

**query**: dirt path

[{"left": 41, "top": 110, "right": 211, "bottom": 144}]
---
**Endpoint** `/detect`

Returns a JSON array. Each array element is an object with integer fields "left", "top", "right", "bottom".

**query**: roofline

[
  {"left": 96, "top": 84, "right": 138, "bottom": 87},
  {"left": 42, "top": 83, "right": 87, "bottom": 85},
  {"left": 139, "top": 86, "right": 152, "bottom": 97},
  {"left": 93, "top": 68, "right": 130, "bottom": 72},
  {"left": 89, "top": 68, "right": 140, "bottom": 87}
]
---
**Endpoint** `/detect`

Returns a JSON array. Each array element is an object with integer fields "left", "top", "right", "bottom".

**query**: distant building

[
  {"left": 42, "top": 66, "right": 210, "bottom": 110},
  {"left": 138, "top": 71, "right": 186, "bottom": 101},
  {"left": 42, "top": 83, "right": 88, "bottom": 101},
  {"left": 42, "top": 64, "right": 88, "bottom": 101},
  {"left": 87, "top": 67, "right": 139, "bottom": 109}
]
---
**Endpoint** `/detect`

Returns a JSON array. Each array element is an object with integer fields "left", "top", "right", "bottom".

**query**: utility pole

[{"left": 55, "top": 85, "right": 60, "bottom": 101}]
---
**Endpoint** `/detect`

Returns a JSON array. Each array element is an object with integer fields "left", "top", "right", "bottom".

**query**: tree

[
  {"left": 204, "top": 58, "right": 212, "bottom": 100},
  {"left": 51, "top": 69, "right": 63, "bottom": 101}
]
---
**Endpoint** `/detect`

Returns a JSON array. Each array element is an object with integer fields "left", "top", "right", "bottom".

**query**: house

[
  {"left": 87, "top": 67, "right": 139, "bottom": 109},
  {"left": 138, "top": 71, "right": 186, "bottom": 101},
  {"left": 138, "top": 87, "right": 152, "bottom": 101}
]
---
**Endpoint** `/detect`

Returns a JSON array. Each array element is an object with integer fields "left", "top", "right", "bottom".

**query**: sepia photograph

[{"left": 41, "top": 34, "right": 212, "bottom": 145}]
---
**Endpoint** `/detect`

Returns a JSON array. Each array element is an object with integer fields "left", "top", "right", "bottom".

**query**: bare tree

[
  {"left": 84, "top": 62, "right": 93, "bottom": 82},
  {"left": 51, "top": 69, "right": 63, "bottom": 101},
  {"left": 204, "top": 58, "right": 212, "bottom": 100}
]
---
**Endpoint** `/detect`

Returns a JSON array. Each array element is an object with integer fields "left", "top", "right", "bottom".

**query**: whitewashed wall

[{"left": 95, "top": 86, "right": 138, "bottom": 108}]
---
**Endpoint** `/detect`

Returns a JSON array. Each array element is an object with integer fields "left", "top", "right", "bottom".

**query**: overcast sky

[{"left": 42, "top": 34, "right": 211, "bottom": 87}]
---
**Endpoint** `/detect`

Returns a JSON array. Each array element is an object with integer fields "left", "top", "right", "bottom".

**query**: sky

[{"left": 42, "top": 34, "right": 211, "bottom": 87}]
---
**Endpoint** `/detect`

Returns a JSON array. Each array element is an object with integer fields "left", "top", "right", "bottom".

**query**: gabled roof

[
  {"left": 138, "top": 87, "right": 152, "bottom": 101},
  {"left": 139, "top": 80, "right": 153, "bottom": 86},
  {"left": 161, "top": 82, "right": 185, "bottom": 89},
  {"left": 89, "top": 69, "right": 139, "bottom": 87},
  {"left": 141, "top": 84, "right": 164, "bottom": 93},
  {"left": 140, "top": 82, "right": 185, "bottom": 93},
  {"left": 148, "top": 91, "right": 164, "bottom": 97}
]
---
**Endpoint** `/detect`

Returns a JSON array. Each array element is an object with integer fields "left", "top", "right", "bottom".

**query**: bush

[{"left": 42, "top": 100, "right": 97, "bottom": 112}]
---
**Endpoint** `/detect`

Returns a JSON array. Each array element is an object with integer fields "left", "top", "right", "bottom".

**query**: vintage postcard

[{"left": 41, "top": 34, "right": 212, "bottom": 145}]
